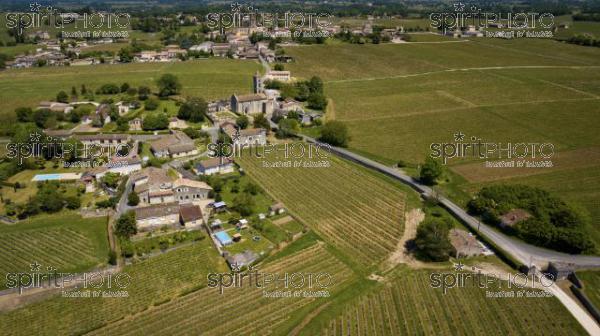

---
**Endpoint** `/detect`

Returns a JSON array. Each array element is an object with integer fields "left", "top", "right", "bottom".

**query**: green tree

[
  {"left": 253, "top": 113, "right": 270, "bottom": 130},
  {"left": 15, "top": 107, "right": 33, "bottom": 122},
  {"left": 120, "top": 83, "right": 130, "bottom": 93},
  {"left": 414, "top": 218, "right": 455, "bottom": 262},
  {"left": 142, "top": 112, "right": 169, "bottom": 130},
  {"left": 420, "top": 157, "right": 444, "bottom": 185},
  {"left": 138, "top": 86, "right": 151, "bottom": 100},
  {"left": 127, "top": 192, "right": 140, "bottom": 206},
  {"left": 145, "top": 97, "right": 160, "bottom": 111},
  {"left": 156, "top": 73, "right": 181, "bottom": 97},
  {"left": 101, "top": 172, "right": 121, "bottom": 189},
  {"left": 115, "top": 211, "right": 137, "bottom": 238},
  {"left": 56, "top": 91, "right": 69, "bottom": 103},
  {"left": 65, "top": 196, "right": 81, "bottom": 209},
  {"left": 273, "top": 63, "right": 284, "bottom": 71},
  {"left": 319, "top": 121, "right": 349, "bottom": 147},
  {"left": 177, "top": 97, "right": 207, "bottom": 122},
  {"left": 307, "top": 92, "right": 327, "bottom": 110},
  {"left": 236, "top": 115, "right": 249, "bottom": 129},
  {"left": 232, "top": 192, "right": 255, "bottom": 216},
  {"left": 277, "top": 118, "right": 299, "bottom": 138}
]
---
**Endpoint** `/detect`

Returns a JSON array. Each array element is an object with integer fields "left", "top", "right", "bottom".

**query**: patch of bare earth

[
  {"left": 384, "top": 208, "right": 445, "bottom": 270},
  {"left": 272, "top": 215, "right": 294, "bottom": 226}
]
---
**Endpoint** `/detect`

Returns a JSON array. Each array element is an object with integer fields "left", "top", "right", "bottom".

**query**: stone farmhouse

[
  {"left": 149, "top": 131, "right": 198, "bottom": 158},
  {"left": 194, "top": 157, "right": 235, "bottom": 176}
]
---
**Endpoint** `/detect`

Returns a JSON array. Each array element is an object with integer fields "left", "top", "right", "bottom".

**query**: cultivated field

[
  {"left": 0, "top": 58, "right": 261, "bottom": 124},
  {"left": 0, "top": 240, "right": 228, "bottom": 335},
  {"left": 237, "top": 152, "right": 407, "bottom": 268},
  {"left": 87, "top": 243, "right": 353, "bottom": 335},
  {"left": 316, "top": 271, "right": 584, "bottom": 335},
  {"left": 284, "top": 36, "right": 600, "bottom": 248},
  {"left": 0, "top": 212, "right": 109, "bottom": 288}
]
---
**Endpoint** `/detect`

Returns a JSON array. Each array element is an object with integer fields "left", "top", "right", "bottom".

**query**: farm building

[
  {"left": 135, "top": 203, "right": 180, "bottom": 231},
  {"left": 194, "top": 157, "right": 234, "bottom": 176},
  {"left": 211, "top": 201, "right": 227, "bottom": 213},
  {"left": 173, "top": 178, "right": 212, "bottom": 203},
  {"left": 269, "top": 202, "right": 285, "bottom": 216},
  {"left": 179, "top": 204, "right": 203, "bottom": 228},
  {"left": 225, "top": 250, "right": 259, "bottom": 268}
]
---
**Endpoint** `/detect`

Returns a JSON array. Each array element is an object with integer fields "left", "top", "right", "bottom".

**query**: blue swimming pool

[
  {"left": 32, "top": 174, "right": 63, "bottom": 181},
  {"left": 214, "top": 231, "right": 233, "bottom": 246}
]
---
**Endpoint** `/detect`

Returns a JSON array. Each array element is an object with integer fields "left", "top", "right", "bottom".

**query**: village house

[
  {"left": 221, "top": 122, "right": 267, "bottom": 146},
  {"left": 75, "top": 133, "right": 130, "bottom": 147},
  {"left": 168, "top": 117, "right": 188, "bottom": 129},
  {"left": 94, "top": 104, "right": 113, "bottom": 124},
  {"left": 172, "top": 178, "right": 212, "bottom": 203},
  {"left": 115, "top": 102, "right": 130, "bottom": 116},
  {"left": 194, "top": 157, "right": 235, "bottom": 176},
  {"left": 179, "top": 203, "right": 204, "bottom": 228},
  {"left": 189, "top": 41, "right": 214, "bottom": 53},
  {"left": 211, "top": 43, "right": 231, "bottom": 57},
  {"left": 135, "top": 203, "right": 180, "bottom": 231},
  {"left": 149, "top": 131, "right": 198, "bottom": 158},
  {"left": 230, "top": 93, "right": 274, "bottom": 114},
  {"left": 129, "top": 118, "right": 142, "bottom": 131},
  {"left": 131, "top": 167, "right": 176, "bottom": 205},
  {"left": 269, "top": 202, "right": 285, "bottom": 216}
]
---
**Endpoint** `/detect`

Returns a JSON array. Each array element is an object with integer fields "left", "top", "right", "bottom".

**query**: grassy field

[
  {"left": 237, "top": 151, "right": 410, "bottom": 268},
  {"left": 312, "top": 270, "right": 585, "bottom": 335},
  {"left": 0, "top": 212, "right": 109, "bottom": 289},
  {"left": 0, "top": 240, "right": 228, "bottom": 335},
  {"left": 85, "top": 243, "right": 353, "bottom": 335},
  {"left": 283, "top": 38, "right": 600, "bottom": 250},
  {"left": 0, "top": 58, "right": 261, "bottom": 125},
  {"left": 578, "top": 270, "right": 600, "bottom": 309}
]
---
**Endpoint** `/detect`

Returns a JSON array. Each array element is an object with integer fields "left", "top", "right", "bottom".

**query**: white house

[
  {"left": 194, "top": 157, "right": 234, "bottom": 176},
  {"left": 135, "top": 203, "right": 180, "bottom": 231}
]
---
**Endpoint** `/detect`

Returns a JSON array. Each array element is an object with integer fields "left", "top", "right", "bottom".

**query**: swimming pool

[
  {"left": 214, "top": 231, "right": 233, "bottom": 246},
  {"left": 32, "top": 174, "right": 63, "bottom": 181}
]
